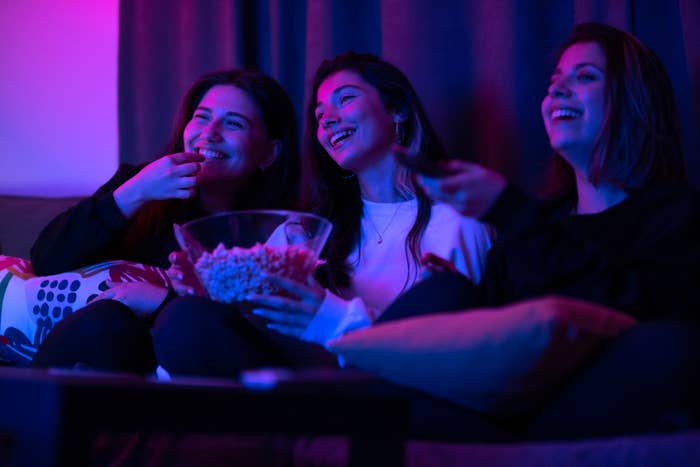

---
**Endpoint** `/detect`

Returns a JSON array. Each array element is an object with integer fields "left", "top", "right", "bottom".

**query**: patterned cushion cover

[{"left": 0, "top": 255, "right": 170, "bottom": 366}]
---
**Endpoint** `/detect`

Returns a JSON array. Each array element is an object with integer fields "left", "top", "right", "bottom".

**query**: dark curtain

[{"left": 119, "top": 0, "right": 700, "bottom": 192}]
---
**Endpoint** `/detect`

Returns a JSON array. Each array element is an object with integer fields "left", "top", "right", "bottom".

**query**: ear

[
  {"left": 258, "top": 140, "right": 282, "bottom": 171},
  {"left": 392, "top": 107, "right": 409, "bottom": 124}
]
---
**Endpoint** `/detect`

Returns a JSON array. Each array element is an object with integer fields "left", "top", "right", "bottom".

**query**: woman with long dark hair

[{"left": 245, "top": 52, "right": 494, "bottom": 345}]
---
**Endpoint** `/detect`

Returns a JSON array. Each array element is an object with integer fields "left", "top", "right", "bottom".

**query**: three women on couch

[{"left": 33, "top": 22, "right": 698, "bottom": 374}]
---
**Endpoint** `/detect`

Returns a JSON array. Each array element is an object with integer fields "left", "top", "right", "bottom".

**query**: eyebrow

[
  {"left": 195, "top": 106, "right": 253, "bottom": 125},
  {"left": 552, "top": 62, "right": 606, "bottom": 75},
  {"left": 315, "top": 84, "right": 362, "bottom": 111}
]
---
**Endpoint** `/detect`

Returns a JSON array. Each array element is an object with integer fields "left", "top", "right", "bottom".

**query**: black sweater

[
  {"left": 30, "top": 164, "right": 202, "bottom": 275},
  {"left": 473, "top": 185, "right": 700, "bottom": 321}
]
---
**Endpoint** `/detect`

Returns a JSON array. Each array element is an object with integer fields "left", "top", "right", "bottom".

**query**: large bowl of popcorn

[{"left": 174, "top": 210, "right": 333, "bottom": 304}]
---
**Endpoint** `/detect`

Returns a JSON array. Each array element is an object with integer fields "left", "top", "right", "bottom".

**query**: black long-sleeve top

[
  {"left": 469, "top": 185, "right": 700, "bottom": 322},
  {"left": 30, "top": 164, "right": 203, "bottom": 275}
]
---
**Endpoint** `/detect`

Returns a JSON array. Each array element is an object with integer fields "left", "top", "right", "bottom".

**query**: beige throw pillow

[{"left": 328, "top": 296, "right": 637, "bottom": 416}]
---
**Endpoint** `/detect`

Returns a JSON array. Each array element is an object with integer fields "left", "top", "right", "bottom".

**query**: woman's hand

[
  {"left": 94, "top": 281, "right": 170, "bottom": 319},
  {"left": 415, "top": 160, "right": 506, "bottom": 219},
  {"left": 166, "top": 251, "right": 207, "bottom": 296},
  {"left": 246, "top": 275, "right": 326, "bottom": 338},
  {"left": 114, "top": 152, "right": 205, "bottom": 218},
  {"left": 421, "top": 252, "right": 458, "bottom": 275}
]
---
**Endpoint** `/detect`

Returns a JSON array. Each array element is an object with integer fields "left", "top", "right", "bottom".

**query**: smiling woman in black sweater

[
  {"left": 30, "top": 69, "right": 301, "bottom": 373},
  {"left": 397, "top": 22, "right": 698, "bottom": 325},
  {"left": 380, "top": 23, "right": 700, "bottom": 439}
]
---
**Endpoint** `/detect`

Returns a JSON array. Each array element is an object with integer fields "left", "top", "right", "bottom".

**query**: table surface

[{"left": 0, "top": 366, "right": 410, "bottom": 466}]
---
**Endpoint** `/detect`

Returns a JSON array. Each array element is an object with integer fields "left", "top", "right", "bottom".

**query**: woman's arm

[
  {"left": 31, "top": 153, "right": 203, "bottom": 275},
  {"left": 247, "top": 276, "right": 377, "bottom": 346},
  {"left": 414, "top": 160, "right": 535, "bottom": 232},
  {"left": 30, "top": 164, "right": 143, "bottom": 275}
]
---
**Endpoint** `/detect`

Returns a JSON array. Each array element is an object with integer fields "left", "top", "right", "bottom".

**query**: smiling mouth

[
  {"left": 197, "top": 148, "right": 228, "bottom": 160},
  {"left": 330, "top": 129, "right": 355, "bottom": 148},
  {"left": 551, "top": 108, "right": 583, "bottom": 120}
]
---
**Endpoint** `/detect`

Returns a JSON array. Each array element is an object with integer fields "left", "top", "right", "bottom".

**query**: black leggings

[
  {"left": 31, "top": 299, "right": 156, "bottom": 374},
  {"left": 152, "top": 295, "right": 338, "bottom": 377},
  {"left": 31, "top": 296, "right": 337, "bottom": 378}
]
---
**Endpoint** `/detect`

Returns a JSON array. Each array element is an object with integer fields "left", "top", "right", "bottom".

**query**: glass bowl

[{"left": 174, "top": 210, "right": 332, "bottom": 304}]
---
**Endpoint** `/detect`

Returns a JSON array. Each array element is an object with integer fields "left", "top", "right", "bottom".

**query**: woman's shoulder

[
  {"left": 609, "top": 186, "right": 700, "bottom": 219},
  {"left": 626, "top": 186, "right": 700, "bottom": 229}
]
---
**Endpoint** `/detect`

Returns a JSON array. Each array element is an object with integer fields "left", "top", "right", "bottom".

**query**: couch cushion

[
  {"left": 0, "top": 195, "right": 82, "bottom": 259},
  {"left": 328, "top": 296, "right": 637, "bottom": 416}
]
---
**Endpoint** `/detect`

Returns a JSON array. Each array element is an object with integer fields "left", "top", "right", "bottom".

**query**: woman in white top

[{"left": 248, "top": 52, "right": 494, "bottom": 346}]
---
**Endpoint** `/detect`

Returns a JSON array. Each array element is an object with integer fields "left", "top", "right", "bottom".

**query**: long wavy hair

[
  {"left": 542, "top": 22, "right": 687, "bottom": 197},
  {"left": 123, "top": 69, "right": 300, "bottom": 251},
  {"left": 301, "top": 52, "right": 448, "bottom": 293}
]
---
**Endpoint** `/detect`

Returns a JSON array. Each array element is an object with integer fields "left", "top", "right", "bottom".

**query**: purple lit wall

[{"left": 0, "top": 0, "right": 118, "bottom": 197}]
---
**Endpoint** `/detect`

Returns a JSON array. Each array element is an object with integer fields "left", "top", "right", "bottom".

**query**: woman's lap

[{"left": 30, "top": 298, "right": 156, "bottom": 374}]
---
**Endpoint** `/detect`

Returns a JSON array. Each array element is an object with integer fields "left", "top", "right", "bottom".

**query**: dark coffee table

[{"left": 0, "top": 366, "right": 409, "bottom": 467}]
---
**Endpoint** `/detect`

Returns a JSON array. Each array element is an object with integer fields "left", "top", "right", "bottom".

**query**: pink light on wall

[{"left": 0, "top": 0, "right": 119, "bottom": 197}]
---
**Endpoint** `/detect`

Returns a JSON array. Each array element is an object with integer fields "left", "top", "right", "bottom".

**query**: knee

[
  {"left": 48, "top": 299, "right": 139, "bottom": 341},
  {"left": 153, "top": 295, "right": 218, "bottom": 334},
  {"left": 31, "top": 299, "right": 155, "bottom": 373}
]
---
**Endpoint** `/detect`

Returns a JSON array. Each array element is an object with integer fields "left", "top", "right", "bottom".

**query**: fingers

[
  {"left": 168, "top": 251, "right": 192, "bottom": 270},
  {"left": 421, "top": 252, "right": 458, "bottom": 273},
  {"left": 251, "top": 308, "right": 309, "bottom": 325},
  {"left": 252, "top": 308, "right": 309, "bottom": 338},
  {"left": 166, "top": 265, "right": 183, "bottom": 280},
  {"left": 175, "top": 188, "right": 197, "bottom": 199},
  {"left": 246, "top": 294, "right": 315, "bottom": 315},
  {"left": 265, "top": 323, "right": 304, "bottom": 338},
  {"left": 173, "top": 162, "right": 201, "bottom": 177},
  {"left": 266, "top": 275, "right": 324, "bottom": 302},
  {"left": 173, "top": 284, "right": 195, "bottom": 296},
  {"left": 175, "top": 175, "right": 198, "bottom": 189},
  {"left": 169, "top": 152, "right": 205, "bottom": 164},
  {"left": 94, "top": 290, "right": 113, "bottom": 301}
]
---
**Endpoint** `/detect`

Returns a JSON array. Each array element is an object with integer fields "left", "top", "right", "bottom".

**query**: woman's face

[
  {"left": 314, "top": 70, "right": 396, "bottom": 173},
  {"left": 541, "top": 42, "right": 607, "bottom": 170},
  {"left": 183, "top": 84, "right": 276, "bottom": 186}
]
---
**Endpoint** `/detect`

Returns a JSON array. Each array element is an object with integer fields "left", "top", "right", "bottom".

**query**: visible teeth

[
  {"left": 198, "top": 148, "right": 227, "bottom": 160},
  {"left": 552, "top": 108, "right": 582, "bottom": 119},
  {"left": 330, "top": 129, "right": 354, "bottom": 147}
]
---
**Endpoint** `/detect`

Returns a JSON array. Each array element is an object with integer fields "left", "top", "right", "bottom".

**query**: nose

[
  {"left": 319, "top": 106, "right": 339, "bottom": 129},
  {"left": 201, "top": 120, "right": 223, "bottom": 141},
  {"left": 548, "top": 75, "right": 571, "bottom": 98}
]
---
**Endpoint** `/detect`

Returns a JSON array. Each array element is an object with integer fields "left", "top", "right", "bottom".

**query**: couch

[
  {"left": 1, "top": 193, "right": 699, "bottom": 466},
  {"left": 0, "top": 195, "right": 82, "bottom": 260}
]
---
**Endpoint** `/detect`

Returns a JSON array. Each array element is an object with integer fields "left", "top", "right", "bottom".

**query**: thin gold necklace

[{"left": 365, "top": 204, "right": 402, "bottom": 244}]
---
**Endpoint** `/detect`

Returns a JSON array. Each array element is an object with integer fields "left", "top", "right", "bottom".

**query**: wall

[{"left": 0, "top": 0, "right": 118, "bottom": 197}]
